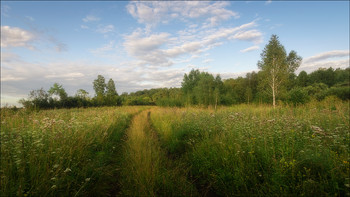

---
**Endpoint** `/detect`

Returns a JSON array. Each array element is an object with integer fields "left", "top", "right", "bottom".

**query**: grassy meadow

[{"left": 1, "top": 98, "right": 349, "bottom": 196}]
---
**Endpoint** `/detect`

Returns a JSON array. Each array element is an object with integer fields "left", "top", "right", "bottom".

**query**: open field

[{"left": 1, "top": 99, "right": 349, "bottom": 196}]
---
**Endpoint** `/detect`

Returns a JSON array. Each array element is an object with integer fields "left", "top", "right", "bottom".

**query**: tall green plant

[{"left": 258, "top": 35, "right": 302, "bottom": 108}]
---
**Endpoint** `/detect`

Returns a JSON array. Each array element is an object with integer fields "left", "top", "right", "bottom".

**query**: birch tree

[{"left": 258, "top": 35, "right": 302, "bottom": 108}]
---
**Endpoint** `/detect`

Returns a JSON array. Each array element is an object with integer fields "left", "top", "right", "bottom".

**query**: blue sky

[{"left": 1, "top": 1, "right": 349, "bottom": 106}]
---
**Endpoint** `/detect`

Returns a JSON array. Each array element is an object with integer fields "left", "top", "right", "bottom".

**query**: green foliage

[
  {"left": 3, "top": 102, "right": 350, "bottom": 196},
  {"left": 16, "top": 66, "right": 349, "bottom": 109},
  {"left": 181, "top": 69, "right": 224, "bottom": 106},
  {"left": 305, "top": 83, "right": 328, "bottom": 101},
  {"left": 297, "top": 71, "right": 308, "bottom": 87},
  {"left": 106, "top": 78, "right": 118, "bottom": 96},
  {"left": 150, "top": 103, "right": 350, "bottom": 196},
  {"left": 0, "top": 107, "right": 140, "bottom": 196},
  {"left": 93, "top": 75, "right": 106, "bottom": 97},
  {"left": 326, "top": 86, "right": 350, "bottom": 100},
  {"left": 308, "top": 67, "right": 335, "bottom": 87},
  {"left": 287, "top": 87, "right": 310, "bottom": 105},
  {"left": 75, "top": 89, "right": 89, "bottom": 99},
  {"left": 257, "top": 35, "right": 302, "bottom": 107},
  {"left": 48, "top": 83, "right": 68, "bottom": 101}
]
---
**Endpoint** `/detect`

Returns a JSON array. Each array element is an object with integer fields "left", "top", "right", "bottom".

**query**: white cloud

[
  {"left": 1, "top": 26, "right": 35, "bottom": 49},
  {"left": 303, "top": 50, "right": 349, "bottom": 64},
  {"left": 203, "top": 59, "right": 214, "bottom": 64},
  {"left": 90, "top": 40, "right": 116, "bottom": 55},
  {"left": 82, "top": 15, "right": 100, "bottom": 22},
  {"left": 1, "top": 53, "right": 188, "bottom": 106},
  {"left": 80, "top": 25, "right": 89, "bottom": 29},
  {"left": 96, "top": 25, "right": 115, "bottom": 34},
  {"left": 123, "top": 31, "right": 173, "bottom": 67},
  {"left": 298, "top": 50, "right": 350, "bottom": 73},
  {"left": 123, "top": 21, "right": 262, "bottom": 68},
  {"left": 233, "top": 30, "right": 263, "bottom": 44},
  {"left": 240, "top": 45, "right": 259, "bottom": 53},
  {"left": 124, "top": 31, "right": 169, "bottom": 55},
  {"left": 126, "top": 1, "right": 239, "bottom": 28},
  {"left": 298, "top": 59, "right": 349, "bottom": 73},
  {"left": 1, "top": 25, "right": 67, "bottom": 52}
]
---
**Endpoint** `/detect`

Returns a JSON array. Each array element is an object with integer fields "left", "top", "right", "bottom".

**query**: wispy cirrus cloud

[
  {"left": 90, "top": 40, "right": 116, "bottom": 55},
  {"left": 233, "top": 30, "right": 263, "bottom": 44},
  {"left": 96, "top": 24, "right": 115, "bottom": 34},
  {"left": 80, "top": 25, "right": 89, "bottom": 29},
  {"left": 127, "top": 1, "right": 239, "bottom": 28},
  {"left": 298, "top": 50, "right": 350, "bottom": 73},
  {"left": 82, "top": 15, "right": 100, "bottom": 22},
  {"left": 202, "top": 59, "right": 214, "bottom": 64},
  {"left": 302, "top": 50, "right": 349, "bottom": 64},
  {"left": 240, "top": 45, "right": 259, "bottom": 53},
  {"left": 122, "top": 20, "right": 263, "bottom": 68}
]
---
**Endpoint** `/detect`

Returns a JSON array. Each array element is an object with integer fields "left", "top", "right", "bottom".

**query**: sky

[{"left": 1, "top": 1, "right": 349, "bottom": 106}]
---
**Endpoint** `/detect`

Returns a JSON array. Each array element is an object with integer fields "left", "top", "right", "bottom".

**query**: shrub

[
  {"left": 288, "top": 87, "right": 310, "bottom": 105},
  {"left": 326, "top": 86, "right": 350, "bottom": 100}
]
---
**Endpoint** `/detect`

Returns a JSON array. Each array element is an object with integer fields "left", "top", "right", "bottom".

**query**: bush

[
  {"left": 288, "top": 87, "right": 310, "bottom": 105},
  {"left": 326, "top": 86, "right": 350, "bottom": 100}
]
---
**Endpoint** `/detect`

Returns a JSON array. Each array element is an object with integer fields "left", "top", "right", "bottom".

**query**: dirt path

[{"left": 117, "top": 110, "right": 197, "bottom": 196}]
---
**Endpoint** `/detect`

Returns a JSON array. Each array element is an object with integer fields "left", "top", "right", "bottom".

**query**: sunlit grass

[
  {"left": 119, "top": 110, "right": 197, "bottom": 196},
  {"left": 0, "top": 106, "right": 140, "bottom": 196},
  {"left": 1, "top": 100, "right": 349, "bottom": 196},
  {"left": 150, "top": 100, "right": 350, "bottom": 196}
]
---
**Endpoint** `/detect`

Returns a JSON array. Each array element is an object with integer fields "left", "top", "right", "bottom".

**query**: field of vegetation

[{"left": 1, "top": 98, "right": 349, "bottom": 196}]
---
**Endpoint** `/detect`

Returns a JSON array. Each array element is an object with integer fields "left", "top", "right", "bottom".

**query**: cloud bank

[
  {"left": 1, "top": 26, "right": 36, "bottom": 49},
  {"left": 298, "top": 50, "right": 349, "bottom": 73}
]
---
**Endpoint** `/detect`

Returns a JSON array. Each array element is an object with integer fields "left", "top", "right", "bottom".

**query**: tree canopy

[{"left": 257, "top": 34, "right": 302, "bottom": 107}]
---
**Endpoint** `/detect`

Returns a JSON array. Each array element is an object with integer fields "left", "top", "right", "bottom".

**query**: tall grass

[
  {"left": 119, "top": 110, "right": 197, "bottom": 196},
  {"left": 150, "top": 99, "right": 350, "bottom": 196},
  {"left": 1, "top": 99, "right": 349, "bottom": 196},
  {"left": 0, "top": 106, "right": 140, "bottom": 196}
]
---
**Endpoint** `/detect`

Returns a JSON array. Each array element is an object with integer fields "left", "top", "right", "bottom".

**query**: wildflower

[
  {"left": 343, "top": 161, "right": 349, "bottom": 164},
  {"left": 51, "top": 177, "right": 57, "bottom": 181},
  {"left": 64, "top": 168, "right": 72, "bottom": 173},
  {"left": 85, "top": 178, "right": 90, "bottom": 182},
  {"left": 53, "top": 164, "right": 59, "bottom": 168},
  {"left": 311, "top": 125, "right": 326, "bottom": 136},
  {"left": 51, "top": 185, "right": 57, "bottom": 189}
]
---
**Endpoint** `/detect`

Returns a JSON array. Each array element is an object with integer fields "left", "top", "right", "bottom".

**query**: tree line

[{"left": 18, "top": 35, "right": 349, "bottom": 109}]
